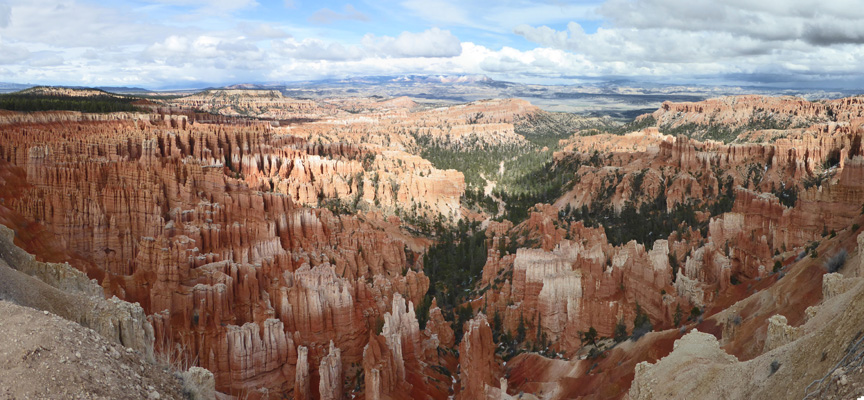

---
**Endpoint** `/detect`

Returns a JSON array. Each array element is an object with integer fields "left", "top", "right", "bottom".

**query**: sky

[{"left": 1, "top": 0, "right": 864, "bottom": 89}]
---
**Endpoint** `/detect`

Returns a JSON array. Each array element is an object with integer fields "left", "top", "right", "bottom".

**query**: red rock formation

[
  {"left": 478, "top": 205, "right": 674, "bottom": 351},
  {"left": 458, "top": 313, "right": 500, "bottom": 400},
  {"left": 0, "top": 112, "right": 438, "bottom": 398},
  {"left": 318, "top": 341, "right": 342, "bottom": 400},
  {"left": 363, "top": 333, "right": 412, "bottom": 400},
  {"left": 648, "top": 95, "right": 835, "bottom": 132},
  {"left": 294, "top": 346, "right": 310, "bottom": 400},
  {"left": 422, "top": 299, "right": 456, "bottom": 361},
  {"left": 361, "top": 293, "right": 453, "bottom": 399},
  {"left": 5, "top": 91, "right": 864, "bottom": 400}
]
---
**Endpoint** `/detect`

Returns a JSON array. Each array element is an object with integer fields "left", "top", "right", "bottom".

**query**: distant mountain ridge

[
  {"left": 0, "top": 82, "right": 33, "bottom": 93},
  {"left": 223, "top": 74, "right": 501, "bottom": 89}
]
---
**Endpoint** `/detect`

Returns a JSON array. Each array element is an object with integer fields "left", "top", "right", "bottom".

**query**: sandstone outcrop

[
  {"left": 294, "top": 346, "right": 310, "bottom": 400},
  {"left": 629, "top": 330, "right": 739, "bottom": 400},
  {"left": 479, "top": 206, "right": 673, "bottom": 350},
  {"left": 318, "top": 341, "right": 343, "bottom": 400},
  {"left": 458, "top": 313, "right": 500, "bottom": 400},
  {"left": 763, "top": 315, "right": 800, "bottom": 352},
  {"left": 181, "top": 367, "right": 217, "bottom": 400}
]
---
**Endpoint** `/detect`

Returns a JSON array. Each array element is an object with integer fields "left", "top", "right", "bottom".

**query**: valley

[{"left": 1, "top": 85, "right": 864, "bottom": 399}]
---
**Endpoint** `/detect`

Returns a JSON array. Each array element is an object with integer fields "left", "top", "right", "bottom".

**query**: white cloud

[
  {"left": 1, "top": 0, "right": 172, "bottom": 48},
  {"left": 599, "top": 0, "right": 864, "bottom": 44},
  {"left": 273, "top": 38, "right": 365, "bottom": 61},
  {"left": 0, "top": 41, "right": 29, "bottom": 65},
  {"left": 28, "top": 52, "right": 64, "bottom": 67},
  {"left": 514, "top": 23, "right": 775, "bottom": 63},
  {"left": 2, "top": 0, "right": 863, "bottom": 87},
  {"left": 362, "top": 28, "right": 462, "bottom": 58},
  {"left": 308, "top": 4, "right": 369, "bottom": 24},
  {"left": 240, "top": 23, "right": 291, "bottom": 39},
  {"left": 274, "top": 28, "right": 462, "bottom": 60},
  {"left": 264, "top": 42, "right": 608, "bottom": 83},
  {"left": 511, "top": 0, "right": 864, "bottom": 82},
  {"left": 145, "top": 34, "right": 265, "bottom": 69}
]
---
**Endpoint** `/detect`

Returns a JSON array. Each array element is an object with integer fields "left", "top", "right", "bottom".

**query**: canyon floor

[{"left": 1, "top": 86, "right": 864, "bottom": 399}]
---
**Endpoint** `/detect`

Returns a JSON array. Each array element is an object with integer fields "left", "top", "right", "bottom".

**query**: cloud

[
  {"left": 0, "top": 3, "right": 11, "bottom": 28},
  {"left": 3, "top": 0, "right": 864, "bottom": 88},
  {"left": 514, "top": 23, "right": 775, "bottom": 63},
  {"left": 362, "top": 28, "right": 462, "bottom": 58},
  {"left": 598, "top": 0, "right": 864, "bottom": 45},
  {"left": 509, "top": 0, "right": 864, "bottom": 82},
  {"left": 0, "top": 41, "right": 29, "bottom": 65},
  {"left": 275, "top": 28, "right": 462, "bottom": 60},
  {"left": 264, "top": 42, "right": 605, "bottom": 84},
  {"left": 308, "top": 4, "right": 369, "bottom": 24},
  {"left": 398, "top": 0, "right": 601, "bottom": 34},
  {"left": 273, "top": 38, "right": 365, "bottom": 61},
  {"left": 239, "top": 23, "right": 290, "bottom": 39},
  {"left": 145, "top": 35, "right": 265, "bottom": 69},
  {"left": 28, "top": 52, "right": 64, "bottom": 67},
  {"left": 2, "top": 0, "right": 172, "bottom": 48},
  {"left": 802, "top": 20, "right": 864, "bottom": 45},
  {"left": 143, "top": 0, "right": 259, "bottom": 13}
]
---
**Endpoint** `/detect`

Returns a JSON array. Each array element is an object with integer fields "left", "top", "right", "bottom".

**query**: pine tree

[
  {"left": 516, "top": 313, "right": 526, "bottom": 343},
  {"left": 581, "top": 326, "right": 598, "bottom": 346},
  {"left": 614, "top": 319, "right": 628, "bottom": 343}
]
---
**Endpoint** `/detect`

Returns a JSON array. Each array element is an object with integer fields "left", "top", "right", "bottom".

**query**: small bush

[
  {"left": 770, "top": 360, "right": 781, "bottom": 375},
  {"left": 773, "top": 260, "right": 783, "bottom": 273},
  {"left": 730, "top": 314, "right": 742, "bottom": 326},
  {"left": 825, "top": 249, "right": 848, "bottom": 273}
]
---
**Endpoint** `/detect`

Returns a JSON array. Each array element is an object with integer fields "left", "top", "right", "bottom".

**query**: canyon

[{"left": 1, "top": 90, "right": 863, "bottom": 399}]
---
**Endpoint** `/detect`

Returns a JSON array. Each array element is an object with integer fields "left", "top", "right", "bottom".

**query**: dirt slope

[{"left": 0, "top": 300, "right": 187, "bottom": 399}]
